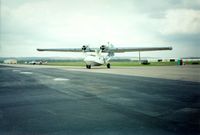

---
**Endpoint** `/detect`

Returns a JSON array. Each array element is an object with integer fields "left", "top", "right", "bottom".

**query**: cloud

[
  {"left": 1, "top": 0, "right": 164, "bottom": 46},
  {"left": 133, "top": 0, "right": 200, "bottom": 14},
  {"left": 160, "top": 9, "right": 200, "bottom": 35},
  {"left": 0, "top": 0, "right": 200, "bottom": 57}
]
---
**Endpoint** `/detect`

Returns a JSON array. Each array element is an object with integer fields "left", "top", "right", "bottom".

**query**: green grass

[{"left": 108, "top": 61, "right": 177, "bottom": 66}]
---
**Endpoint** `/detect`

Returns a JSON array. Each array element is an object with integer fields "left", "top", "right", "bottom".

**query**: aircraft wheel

[
  {"left": 88, "top": 65, "right": 91, "bottom": 69},
  {"left": 86, "top": 65, "right": 91, "bottom": 69},
  {"left": 107, "top": 63, "right": 110, "bottom": 68}
]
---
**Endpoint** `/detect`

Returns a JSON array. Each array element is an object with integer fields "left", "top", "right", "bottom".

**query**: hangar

[{"left": 4, "top": 59, "right": 17, "bottom": 64}]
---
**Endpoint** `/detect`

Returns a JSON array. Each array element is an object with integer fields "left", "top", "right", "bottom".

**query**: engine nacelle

[
  {"left": 100, "top": 45, "right": 109, "bottom": 52},
  {"left": 82, "top": 45, "right": 90, "bottom": 52}
]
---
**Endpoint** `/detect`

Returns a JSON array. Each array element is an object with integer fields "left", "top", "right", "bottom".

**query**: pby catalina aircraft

[{"left": 37, "top": 43, "right": 172, "bottom": 69}]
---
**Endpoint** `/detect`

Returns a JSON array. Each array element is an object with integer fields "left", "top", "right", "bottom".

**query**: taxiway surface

[{"left": 0, "top": 65, "right": 199, "bottom": 135}]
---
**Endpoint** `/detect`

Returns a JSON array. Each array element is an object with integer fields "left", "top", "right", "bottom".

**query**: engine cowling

[
  {"left": 100, "top": 45, "right": 108, "bottom": 52},
  {"left": 82, "top": 45, "right": 90, "bottom": 52}
]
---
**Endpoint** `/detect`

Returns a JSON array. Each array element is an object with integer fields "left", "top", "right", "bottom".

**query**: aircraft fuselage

[{"left": 84, "top": 54, "right": 105, "bottom": 66}]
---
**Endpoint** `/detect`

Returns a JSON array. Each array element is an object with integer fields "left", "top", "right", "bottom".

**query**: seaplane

[{"left": 37, "top": 43, "right": 172, "bottom": 69}]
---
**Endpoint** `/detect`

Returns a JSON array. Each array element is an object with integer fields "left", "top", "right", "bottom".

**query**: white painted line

[
  {"left": 20, "top": 72, "right": 33, "bottom": 75},
  {"left": 54, "top": 78, "right": 69, "bottom": 81},
  {"left": 12, "top": 70, "right": 21, "bottom": 72}
]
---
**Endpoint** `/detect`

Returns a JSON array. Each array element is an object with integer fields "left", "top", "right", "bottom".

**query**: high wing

[
  {"left": 109, "top": 47, "right": 172, "bottom": 53},
  {"left": 37, "top": 46, "right": 172, "bottom": 53},
  {"left": 37, "top": 48, "right": 83, "bottom": 52},
  {"left": 37, "top": 48, "right": 96, "bottom": 52}
]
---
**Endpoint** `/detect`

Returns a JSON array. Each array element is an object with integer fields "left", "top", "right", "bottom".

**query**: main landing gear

[
  {"left": 86, "top": 65, "right": 91, "bottom": 69},
  {"left": 86, "top": 64, "right": 110, "bottom": 69},
  {"left": 107, "top": 63, "right": 111, "bottom": 68}
]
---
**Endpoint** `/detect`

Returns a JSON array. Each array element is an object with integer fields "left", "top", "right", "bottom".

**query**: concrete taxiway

[
  {"left": 0, "top": 64, "right": 199, "bottom": 135},
  {"left": 66, "top": 65, "right": 200, "bottom": 83}
]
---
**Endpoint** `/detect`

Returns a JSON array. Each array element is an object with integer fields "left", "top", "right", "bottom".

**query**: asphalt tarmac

[{"left": 0, "top": 65, "right": 199, "bottom": 135}]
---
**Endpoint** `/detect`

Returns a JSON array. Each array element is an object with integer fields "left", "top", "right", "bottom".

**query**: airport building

[{"left": 4, "top": 59, "right": 17, "bottom": 64}]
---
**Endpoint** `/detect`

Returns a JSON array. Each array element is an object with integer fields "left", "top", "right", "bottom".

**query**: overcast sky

[{"left": 0, "top": 0, "right": 200, "bottom": 58}]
